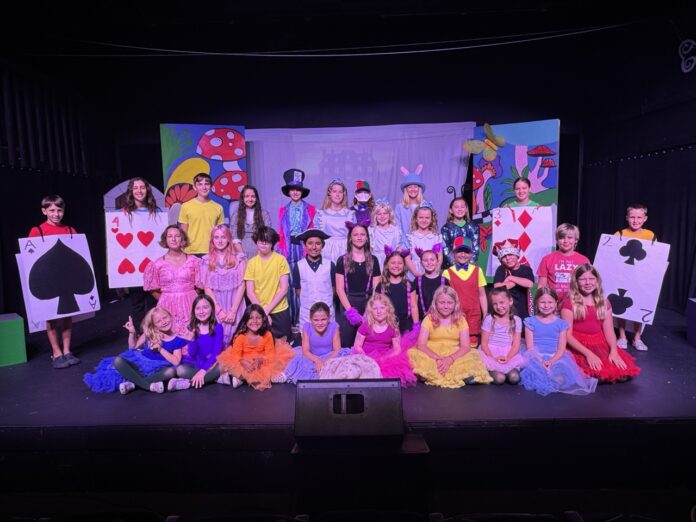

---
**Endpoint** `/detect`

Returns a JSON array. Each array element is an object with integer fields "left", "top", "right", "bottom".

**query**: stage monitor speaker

[{"left": 294, "top": 379, "right": 404, "bottom": 450}]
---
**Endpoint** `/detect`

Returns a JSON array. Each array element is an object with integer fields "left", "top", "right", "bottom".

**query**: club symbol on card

[
  {"left": 118, "top": 258, "right": 136, "bottom": 274},
  {"left": 116, "top": 233, "right": 133, "bottom": 249},
  {"left": 619, "top": 239, "right": 646, "bottom": 265},
  {"left": 28, "top": 240, "right": 95, "bottom": 314},
  {"left": 608, "top": 288, "right": 633, "bottom": 315},
  {"left": 137, "top": 231, "right": 154, "bottom": 246},
  {"left": 24, "top": 240, "right": 37, "bottom": 254}
]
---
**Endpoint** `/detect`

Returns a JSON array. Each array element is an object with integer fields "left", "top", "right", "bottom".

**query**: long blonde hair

[
  {"left": 410, "top": 206, "right": 439, "bottom": 233},
  {"left": 568, "top": 264, "right": 607, "bottom": 321},
  {"left": 321, "top": 181, "right": 348, "bottom": 210},
  {"left": 401, "top": 186, "right": 424, "bottom": 208},
  {"left": 365, "top": 294, "right": 399, "bottom": 331},
  {"left": 207, "top": 225, "right": 238, "bottom": 271},
  {"left": 427, "top": 286, "right": 465, "bottom": 328},
  {"left": 141, "top": 307, "right": 173, "bottom": 350},
  {"left": 370, "top": 201, "right": 396, "bottom": 226}
]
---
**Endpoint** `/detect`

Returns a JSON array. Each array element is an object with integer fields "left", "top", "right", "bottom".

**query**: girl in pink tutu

[
  {"left": 480, "top": 288, "right": 525, "bottom": 384},
  {"left": 561, "top": 264, "right": 640, "bottom": 383},
  {"left": 353, "top": 294, "right": 416, "bottom": 387}
]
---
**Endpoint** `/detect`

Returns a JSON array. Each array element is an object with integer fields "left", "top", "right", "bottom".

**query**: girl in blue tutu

[
  {"left": 520, "top": 287, "right": 597, "bottom": 396},
  {"left": 83, "top": 307, "right": 187, "bottom": 394}
]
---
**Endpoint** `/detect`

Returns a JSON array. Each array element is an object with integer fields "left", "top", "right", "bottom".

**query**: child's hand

[
  {"left": 315, "top": 359, "right": 324, "bottom": 372},
  {"left": 241, "top": 360, "right": 254, "bottom": 372},
  {"left": 608, "top": 350, "right": 628, "bottom": 370},
  {"left": 585, "top": 352, "right": 603, "bottom": 371},
  {"left": 542, "top": 359, "right": 553, "bottom": 370},
  {"left": 182, "top": 345, "right": 189, "bottom": 357},
  {"left": 229, "top": 308, "right": 238, "bottom": 325},
  {"left": 191, "top": 370, "right": 206, "bottom": 389},
  {"left": 496, "top": 355, "right": 508, "bottom": 364},
  {"left": 436, "top": 355, "right": 454, "bottom": 375},
  {"left": 253, "top": 357, "right": 265, "bottom": 369},
  {"left": 123, "top": 316, "right": 136, "bottom": 334}
]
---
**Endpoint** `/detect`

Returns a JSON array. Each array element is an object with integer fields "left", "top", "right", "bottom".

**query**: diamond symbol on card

[
  {"left": 518, "top": 210, "right": 532, "bottom": 228},
  {"left": 494, "top": 220, "right": 501, "bottom": 227},
  {"left": 518, "top": 232, "right": 531, "bottom": 251}
]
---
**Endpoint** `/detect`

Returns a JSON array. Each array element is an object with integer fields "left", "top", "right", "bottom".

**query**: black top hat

[{"left": 281, "top": 168, "right": 310, "bottom": 197}]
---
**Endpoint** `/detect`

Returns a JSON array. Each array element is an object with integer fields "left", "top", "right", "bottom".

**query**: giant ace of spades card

[
  {"left": 593, "top": 234, "right": 670, "bottom": 325},
  {"left": 105, "top": 211, "right": 168, "bottom": 288},
  {"left": 16, "top": 234, "right": 101, "bottom": 323},
  {"left": 489, "top": 205, "right": 554, "bottom": 277}
]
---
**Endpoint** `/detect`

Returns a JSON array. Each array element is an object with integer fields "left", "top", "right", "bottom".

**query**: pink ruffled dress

[
  {"left": 357, "top": 322, "right": 417, "bottom": 387},
  {"left": 143, "top": 255, "right": 201, "bottom": 335},
  {"left": 198, "top": 253, "right": 246, "bottom": 345}
]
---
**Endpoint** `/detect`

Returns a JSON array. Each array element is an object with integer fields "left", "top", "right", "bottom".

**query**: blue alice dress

[
  {"left": 284, "top": 321, "right": 351, "bottom": 383},
  {"left": 520, "top": 316, "right": 597, "bottom": 396},
  {"left": 83, "top": 336, "right": 188, "bottom": 393}
]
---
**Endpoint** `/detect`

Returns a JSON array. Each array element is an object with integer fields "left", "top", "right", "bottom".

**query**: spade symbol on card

[
  {"left": 24, "top": 240, "right": 37, "bottom": 254},
  {"left": 608, "top": 288, "right": 633, "bottom": 315},
  {"left": 89, "top": 294, "right": 97, "bottom": 309},
  {"left": 28, "top": 239, "right": 95, "bottom": 314},
  {"left": 619, "top": 239, "right": 647, "bottom": 265}
]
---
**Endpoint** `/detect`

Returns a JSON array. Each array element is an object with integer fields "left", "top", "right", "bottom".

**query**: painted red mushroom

[
  {"left": 525, "top": 145, "right": 556, "bottom": 193},
  {"left": 212, "top": 170, "right": 248, "bottom": 201},
  {"left": 196, "top": 128, "right": 246, "bottom": 161}
]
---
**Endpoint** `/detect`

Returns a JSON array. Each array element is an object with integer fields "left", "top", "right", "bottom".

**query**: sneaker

[
  {"left": 167, "top": 378, "right": 191, "bottom": 392},
  {"left": 64, "top": 352, "right": 81, "bottom": 366},
  {"left": 633, "top": 339, "right": 648, "bottom": 351},
  {"left": 51, "top": 355, "right": 69, "bottom": 369},
  {"left": 232, "top": 376, "right": 243, "bottom": 389},
  {"left": 216, "top": 373, "right": 231, "bottom": 385},
  {"left": 464, "top": 376, "right": 477, "bottom": 385},
  {"left": 616, "top": 338, "right": 628, "bottom": 350},
  {"left": 149, "top": 381, "right": 164, "bottom": 394},
  {"left": 271, "top": 372, "right": 287, "bottom": 384},
  {"left": 118, "top": 381, "right": 136, "bottom": 395}
]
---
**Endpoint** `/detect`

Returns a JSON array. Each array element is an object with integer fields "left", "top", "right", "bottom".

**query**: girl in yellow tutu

[{"left": 408, "top": 286, "right": 492, "bottom": 388}]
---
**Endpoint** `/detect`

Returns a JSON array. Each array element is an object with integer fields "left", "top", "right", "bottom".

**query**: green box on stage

[{"left": 0, "top": 313, "right": 27, "bottom": 367}]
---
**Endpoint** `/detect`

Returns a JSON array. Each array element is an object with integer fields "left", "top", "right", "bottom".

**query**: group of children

[{"left": 34, "top": 169, "right": 652, "bottom": 396}]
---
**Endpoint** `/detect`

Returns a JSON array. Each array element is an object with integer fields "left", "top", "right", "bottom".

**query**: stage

[{"left": 1, "top": 299, "right": 695, "bottom": 520}]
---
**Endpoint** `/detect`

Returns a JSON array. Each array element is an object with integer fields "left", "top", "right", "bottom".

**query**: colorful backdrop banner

[{"left": 105, "top": 211, "right": 168, "bottom": 288}]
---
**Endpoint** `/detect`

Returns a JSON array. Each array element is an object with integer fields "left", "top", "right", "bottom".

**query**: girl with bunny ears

[{"left": 395, "top": 164, "right": 427, "bottom": 242}]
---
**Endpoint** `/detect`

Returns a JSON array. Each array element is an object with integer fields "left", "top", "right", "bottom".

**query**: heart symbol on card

[
  {"left": 116, "top": 233, "right": 133, "bottom": 249},
  {"left": 137, "top": 231, "right": 154, "bottom": 246},
  {"left": 138, "top": 257, "right": 152, "bottom": 273},
  {"left": 118, "top": 258, "right": 136, "bottom": 274}
]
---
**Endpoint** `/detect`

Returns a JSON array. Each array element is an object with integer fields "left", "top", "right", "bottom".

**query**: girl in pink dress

[
  {"left": 144, "top": 225, "right": 201, "bottom": 336},
  {"left": 560, "top": 264, "right": 640, "bottom": 383},
  {"left": 479, "top": 287, "right": 525, "bottom": 384},
  {"left": 199, "top": 225, "right": 246, "bottom": 345},
  {"left": 353, "top": 294, "right": 416, "bottom": 387}
]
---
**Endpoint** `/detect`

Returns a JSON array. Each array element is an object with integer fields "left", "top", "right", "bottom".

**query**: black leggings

[
  {"left": 113, "top": 356, "right": 176, "bottom": 390},
  {"left": 176, "top": 363, "right": 221, "bottom": 384},
  {"left": 337, "top": 294, "right": 368, "bottom": 348}
]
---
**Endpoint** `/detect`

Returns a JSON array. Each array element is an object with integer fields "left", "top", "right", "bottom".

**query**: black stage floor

[{"left": 1, "top": 299, "right": 695, "bottom": 520}]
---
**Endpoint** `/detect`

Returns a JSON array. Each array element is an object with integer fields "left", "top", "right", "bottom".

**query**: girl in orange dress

[{"left": 217, "top": 304, "right": 294, "bottom": 390}]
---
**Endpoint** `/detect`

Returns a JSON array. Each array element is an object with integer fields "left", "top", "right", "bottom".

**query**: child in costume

[
  {"left": 199, "top": 225, "right": 246, "bottom": 345},
  {"left": 492, "top": 238, "right": 535, "bottom": 321},
  {"left": 615, "top": 204, "right": 655, "bottom": 351},
  {"left": 560, "top": 264, "right": 640, "bottom": 384},
  {"left": 228, "top": 185, "right": 271, "bottom": 258},
  {"left": 351, "top": 180, "right": 374, "bottom": 226},
  {"left": 292, "top": 228, "right": 336, "bottom": 328},
  {"left": 178, "top": 173, "right": 224, "bottom": 256},
  {"left": 375, "top": 248, "right": 419, "bottom": 334},
  {"left": 283, "top": 301, "right": 350, "bottom": 383},
  {"left": 441, "top": 196, "right": 479, "bottom": 268},
  {"left": 537, "top": 223, "right": 590, "bottom": 305},
  {"left": 480, "top": 287, "right": 525, "bottom": 385},
  {"left": 368, "top": 198, "right": 403, "bottom": 271},
  {"left": 521, "top": 287, "right": 597, "bottom": 396},
  {"left": 443, "top": 236, "right": 488, "bottom": 348},
  {"left": 353, "top": 294, "right": 417, "bottom": 387},
  {"left": 29, "top": 195, "right": 80, "bottom": 369},
  {"left": 217, "top": 304, "right": 295, "bottom": 390},
  {"left": 316, "top": 179, "right": 355, "bottom": 264},
  {"left": 395, "top": 164, "right": 426, "bottom": 242},
  {"left": 277, "top": 168, "right": 316, "bottom": 331},
  {"left": 83, "top": 307, "right": 186, "bottom": 394},
  {"left": 405, "top": 202, "right": 443, "bottom": 278},
  {"left": 408, "top": 286, "right": 492, "bottom": 388},
  {"left": 413, "top": 247, "right": 449, "bottom": 319},
  {"left": 169, "top": 294, "right": 228, "bottom": 391}
]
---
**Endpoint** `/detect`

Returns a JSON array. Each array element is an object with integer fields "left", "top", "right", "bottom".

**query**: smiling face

[
  {"left": 165, "top": 227, "right": 183, "bottom": 251},
  {"left": 242, "top": 188, "right": 257, "bottom": 209},
  {"left": 450, "top": 199, "right": 468, "bottom": 220},
  {"left": 329, "top": 184, "right": 345, "bottom": 206},
  {"left": 42, "top": 204, "right": 64, "bottom": 226},
  {"left": 350, "top": 226, "right": 368, "bottom": 249},
  {"left": 310, "top": 310, "right": 330, "bottom": 334},
  {"left": 386, "top": 254, "right": 404, "bottom": 277},
  {"left": 132, "top": 180, "right": 148, "bottom": 206},
  {"left": 557, "top": 232, "right": 578, "bottom": 253},
  {"left": 454, "top": 249, "right": 473, "bottom": 265},
  {"left": 194, "top": 178, "right": 211, "bottom": 198},
  {"left": 415, "top": 208, "right": 432, "bottom": 231},
  {"left": 500, "top": 253, "right": 519, "bottom": 269},
  {"left": 371, "top": 300, "right": 388, "bottom": 322},
  {"left": 375, "top": 207, "right": 390, "bottom": 226},
  {"left": 421, "top": 251, "right": 438, "bottom": 274},
  {"left": 626, "top": 208, "right": 648, "bottom": 232},
  {"left": 576, "top": 271, "right": 598, "bottom": 296},
  {"left": 194, "top": 299, "right": 213, "bottom": 323},
  {"left": 152, "top": 310, "right": 173, "bottom": 333},
  {"left": 536, "top": 294, "right": 558, "bottom": 317},
  {"left": 212, "top": 228, "right": 229, "bottom": 252},
  {"left": 305, "top": 237, "right": 323, "bottom": 259},
  {"left": 288, "top": 188, "right": 303, "bottom": 203},
  {"left": 246, "top": 310, "right": 263, "bottom": 334},
  {"left": 406, "top": 184, "right": 421, "bottom": 200},
  {"left": 513, "top": 179, "right": 531, "bottom": 203},
  {"left": 490, "top": 292, "right": 513, "bottom": 317},
  {"left": 435, "top": 293, "right": 456, "bottom": 318}
]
